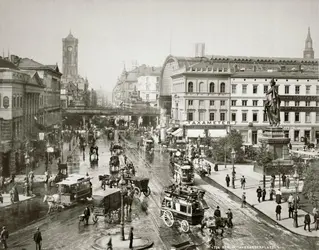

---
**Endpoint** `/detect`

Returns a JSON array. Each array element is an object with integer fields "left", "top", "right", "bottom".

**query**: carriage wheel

[
  {"left": 93, "top": 215, "right": 98, "bottom": 223},
  {"left": 162, "top": 210, "right": 174, "bottom": 227},
  {"left": 180, "top": 220, "right": 190, "bottom": 232},
  {"left": 143, "top": 187, "right": 151, "bottom": 197},
  {"left": 134, "top": 187, "right": 141, "bottom": 197}
]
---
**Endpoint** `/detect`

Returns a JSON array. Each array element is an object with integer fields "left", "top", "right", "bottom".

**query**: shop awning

[
  {"left": 172, "top": 128, "right": 183, "bottom": 137},
  {"left": 187, "top": 129, "right": 205, "bottom": 138},
  {"left": 208, "top": 129, "right": 227, "bottom": 138}
]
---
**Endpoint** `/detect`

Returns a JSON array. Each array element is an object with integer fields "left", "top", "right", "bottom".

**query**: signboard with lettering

[
  {"left": 280, "top": 95, "right": 318, "bottom": 101},
  {"left": 183, "top": 121, "right": 236, "bottom": 126},
  {"left": 280, "top": 107, "right": 319, "bottom": 112}
]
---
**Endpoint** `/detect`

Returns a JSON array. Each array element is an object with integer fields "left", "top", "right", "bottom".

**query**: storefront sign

[
  {"left": 280, "top": 107, "right": 319, "bottom": 112},
  {"left": 3, "top": 96, "right": 9, "bottom": 109},
  {"left": 183, "top": 121, "right": 236, "bottom": 126}
]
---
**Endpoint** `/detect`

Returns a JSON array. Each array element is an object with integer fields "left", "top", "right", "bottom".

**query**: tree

[
  {"left": 209, "top": 130, "right": 244, "bottom": 163},
  {"left": 302, "top": 161, "right": 319, "bottom": 206},
  {"left": 255, "top": 143, "right": 273, "bottom": 188}
]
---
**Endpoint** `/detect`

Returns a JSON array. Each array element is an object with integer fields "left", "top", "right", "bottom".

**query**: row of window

[
  {"left": 187, "top": 99, "right": 319, "bottom": 107},
  {"left": 187, "top": 82, "right": 226, "bottom": 93},
  {"left": 186, "top": 111, "right": 319, "bottom": 123}
]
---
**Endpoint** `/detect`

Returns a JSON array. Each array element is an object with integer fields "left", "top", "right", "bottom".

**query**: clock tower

[
  {"left": 62, "top": 31, "right": 78, "bottom": 77},
  {"left": 303, "top": 27, "right": 314, "bottom": 59}
]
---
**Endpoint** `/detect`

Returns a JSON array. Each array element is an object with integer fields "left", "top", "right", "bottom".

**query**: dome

[{"left": 0, "top": 58, "right": 19, "bottom": 70}]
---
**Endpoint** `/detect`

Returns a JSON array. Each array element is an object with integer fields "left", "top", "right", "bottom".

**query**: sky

[{"left": 0, "top": 0, "right": 318, "bottom": 96}]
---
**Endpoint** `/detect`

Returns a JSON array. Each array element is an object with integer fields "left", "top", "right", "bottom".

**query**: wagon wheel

[
  {"left": 93, "top": 215, "right": 98, "bottom": 223},
  {"left": 134, "top": 187, "right": 141, "bottom": 197},
  {"left": 143, "top": 187, "right": 151, "bottom": 197},
  {"left": 162, "top": 210, "right": 174, "bottom": 227},
  {"left": 180, "top": 220, "right": 190, "bottom": 233}
]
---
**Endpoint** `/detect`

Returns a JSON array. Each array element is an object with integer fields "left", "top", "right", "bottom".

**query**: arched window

[
  {"left": 199, "top": 82, "right": 204, "bottom": 92},
  {"left": 209, "top": 82, "right": 215, "bottom": 93},
  {"left": 220, "top": 82, "right": 226, "bottom": 93},
  {"left": 188, "top": 82, "right": 193, "bottom": 92},
  {"left": 13, "top": 95, "right": 16, "bottom": 108}
]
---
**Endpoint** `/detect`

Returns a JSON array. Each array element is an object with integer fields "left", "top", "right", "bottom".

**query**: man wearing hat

[
  {"left": 214, "top": 206, "right": 221, "bottom": 218},
  {"left": 0, "top": 226, "right": 9, "bottom": 249},
  {"left": 33, "top": 227, "right": 42, "bottom": 250}
]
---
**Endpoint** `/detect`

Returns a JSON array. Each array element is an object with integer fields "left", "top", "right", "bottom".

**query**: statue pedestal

[{"left": 255, "top": 127, "right": 294, "bottom": 175}]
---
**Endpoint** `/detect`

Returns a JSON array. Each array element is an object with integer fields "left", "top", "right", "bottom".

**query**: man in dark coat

[
  {"left": 304, "top": 213, "right": 311, "bottom": 232},
  {"left": 84, "top": 206, "right": 91, "bottom": 225},
  {"left": 262, "top": 188, "right": 267, "bottom": 201},
  {"left": 129, "top": 227, "right": 134, "bottom": 249},
  {"left": 0, "top": 226, "right": 8, "bottom": 249},
  {"left": 256, "top": 186, "right": 262, "bottom": 203},
  {"left": 225, "top": 174, "right": 230, "bottom": 187},
  {"left": 226, "top": 208, "right": 233, "bottom": 228},
  {"left": 288, "top": 203, "right": 294, "bottom": 218},
  {"left": 33, "top": 227, "right": 42, "bottom": 250},
  {"left": 276, "top": 204, "right": 282, "bottom": 221},
  {"left": 214, "top": 206, "right": 221, "bottom": 218}
]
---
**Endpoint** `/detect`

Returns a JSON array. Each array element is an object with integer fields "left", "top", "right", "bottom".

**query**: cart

[
  {"left": 91, "top": 188, "right": 121, "bottom": 224},
  {"left": 54, "top": 164, "right": 68, "bottom": 183},
  {"left": 125, "top": 176, "right": 151, "bottom": 197}
]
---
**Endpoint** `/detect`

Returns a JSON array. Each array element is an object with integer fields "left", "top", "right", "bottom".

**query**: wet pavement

[{"left": 4, "top": 133, "right": 319, "bottom": 250}]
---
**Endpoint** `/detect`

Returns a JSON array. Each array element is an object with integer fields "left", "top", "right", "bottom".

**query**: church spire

[{"left": 303, "top": 27, "right": 314, "bottom": 59}]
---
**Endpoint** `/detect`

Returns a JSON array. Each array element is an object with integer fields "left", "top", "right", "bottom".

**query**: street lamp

[
  {"left": 119, "top": 171, "right": 127, "bottom": 241},
  {"left": 293, "top": 167, "right": 299, "bottom": 228},
  {"left": 231, "top": 148, "right": 236, "bottom": 189}
]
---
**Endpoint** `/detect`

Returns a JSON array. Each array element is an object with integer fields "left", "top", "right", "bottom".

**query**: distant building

[
  {"left": 112, "top": 64, "right": 161, "bottom": 107},
  {"left": 0, "top": 57, "right": 44, "bottom": 177},
  {"left": 303, "top": 27, "right": 314, "bottom": 59}
]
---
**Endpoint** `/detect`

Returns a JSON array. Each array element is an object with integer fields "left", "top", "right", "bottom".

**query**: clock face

[{"left": 68, "top": 46, "right": 73, "bottom": 51}]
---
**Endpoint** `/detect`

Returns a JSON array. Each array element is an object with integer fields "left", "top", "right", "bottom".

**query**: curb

[
  {"left": 203, "top": 175, "right": 319, "bottom": 238},
  {"left": 0, "top": 194, "right": 36, "bottom": 210},
  {"left": 92, "top": 238, "right": 154, "bottom": 250}
]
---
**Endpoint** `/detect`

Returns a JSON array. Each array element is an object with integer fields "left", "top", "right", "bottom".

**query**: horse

[
  {"left": 43, "top": 194, "right": 64, "bottom": 214},
  {"left": 205, "top": 217, "right": 227, "bottom": 237},
  {"left": 123, "top": 188, "right": 134, "bottom": 214}
]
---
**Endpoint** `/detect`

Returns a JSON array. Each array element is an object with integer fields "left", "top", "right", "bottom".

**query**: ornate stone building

[{"left": 0, "top": 58, "right": 44, "bottom": 177}]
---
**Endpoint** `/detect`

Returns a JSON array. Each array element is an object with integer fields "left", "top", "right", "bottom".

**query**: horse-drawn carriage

[
  {"left": 53, "top": 163, "right": 68, "bottom": 183},
  {"left": 44, "top": 174, "right": 92, "bottom": 213},
  {"left": 91, "top": 188, "right": 121, "bottom": 223},
  {"left": 124, "top": 176, "right": 151, "bottom": 198},
  {"left": 160, "top": 185, "right": 208, "bottom": 232},
  {"left": 105, "top": 127, "right": 115, "bottom": 140},
  {"left": 170, "top": 160, "right": 195, "bottom": 186}
]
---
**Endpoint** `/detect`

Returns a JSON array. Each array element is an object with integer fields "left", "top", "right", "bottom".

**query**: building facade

[
  {"left": 0, "top": 58, "right": 43, "bottom": 177},
  {"left": 159, "top": 29, "right": 318, "bottom": 144},
  {"left": 137, "top": 72, "right": 160, "bottom": 107}
]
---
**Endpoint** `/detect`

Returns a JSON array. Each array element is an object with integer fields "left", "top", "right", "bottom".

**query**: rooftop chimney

[{"left": 195, "top": 43, "right": 205, "bottom": 57}]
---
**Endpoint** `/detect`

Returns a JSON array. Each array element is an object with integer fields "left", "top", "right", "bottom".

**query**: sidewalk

[
  {"left": 0, "top": 193, "right": 35, "bottom": 208},
  {"left": 200, "top": 161, "right": 319, "bottom": 237}
]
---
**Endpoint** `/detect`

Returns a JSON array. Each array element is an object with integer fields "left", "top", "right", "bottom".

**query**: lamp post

[
  {"left": 231, "top": 148, "right": 236, "bottom": 189},
  {"left": 119, "top": 171, "right": 127, "bottom": 241},
  {"left": 293, "top": 167, "right": 299, "bottom": 228}
]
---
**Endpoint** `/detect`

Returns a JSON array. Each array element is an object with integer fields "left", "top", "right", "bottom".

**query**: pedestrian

[
  {"left": 288, "top": 194, "right": 294, "bottom": 206},
  {"left": 214, "top": 206, "right": 221, "bottom": 218},
  {"left": 241, "top": 192, "right": 246, "bottom": 208},
  {"left": 262, "top": 188, "right": 267, "bottom": 201},
  {"left": 281, "top": 174, "right": 286, "bottom": 187},
  {"left": 129, "top": 227, "right": 134, "bottom": 249},
  {"left": 288, "top": 203, "right": 294, "bottom": 218},
  {"left": 240, "top": 176, "right": 246, "bottom": 189},
  {"left": 256, "top": 186, "right": 262, "bottom": 202},
  {"left": 0, "top": 226, "right": 9, "bottom": 249},
  {"left": 269, "top": 188, "right": 274, "bottom": 201},
  {"left": 276, "top": 204, "right": 282, "bottom": 221},
  {"left": 84, "top": 206, "right": 91, "bottom": 225},
  {"left": 225, "top": 174, "right": 230, "bottom": 187},
  {"left": 226, "top": 208, "right": 233, "bottom": 228},
  {"left": 286, "top": 176, "right": 290, "bottom": 189},
  {"left": 270, "top": 175, "right": 275, "bottom": 189},
  {"left": 275, "top": 189, "right": 282, "bottom": 204},
  {"left": 304, "top": 213, "right": 311, "bottom": 232},
  {"left": 312, "top": 207, "right": 318, "bottom": 224},
  {"left": 33, "top": 227, "right": 42, "bottom": 250}
]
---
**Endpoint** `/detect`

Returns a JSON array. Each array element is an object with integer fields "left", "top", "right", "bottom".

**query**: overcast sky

[{"left": 0, "top": 0, "right": 318, "bottom": 93}]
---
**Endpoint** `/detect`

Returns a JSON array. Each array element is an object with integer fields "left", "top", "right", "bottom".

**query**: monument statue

[{"left": 264, "top": 78, "right": 281, "bottom": 127}]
